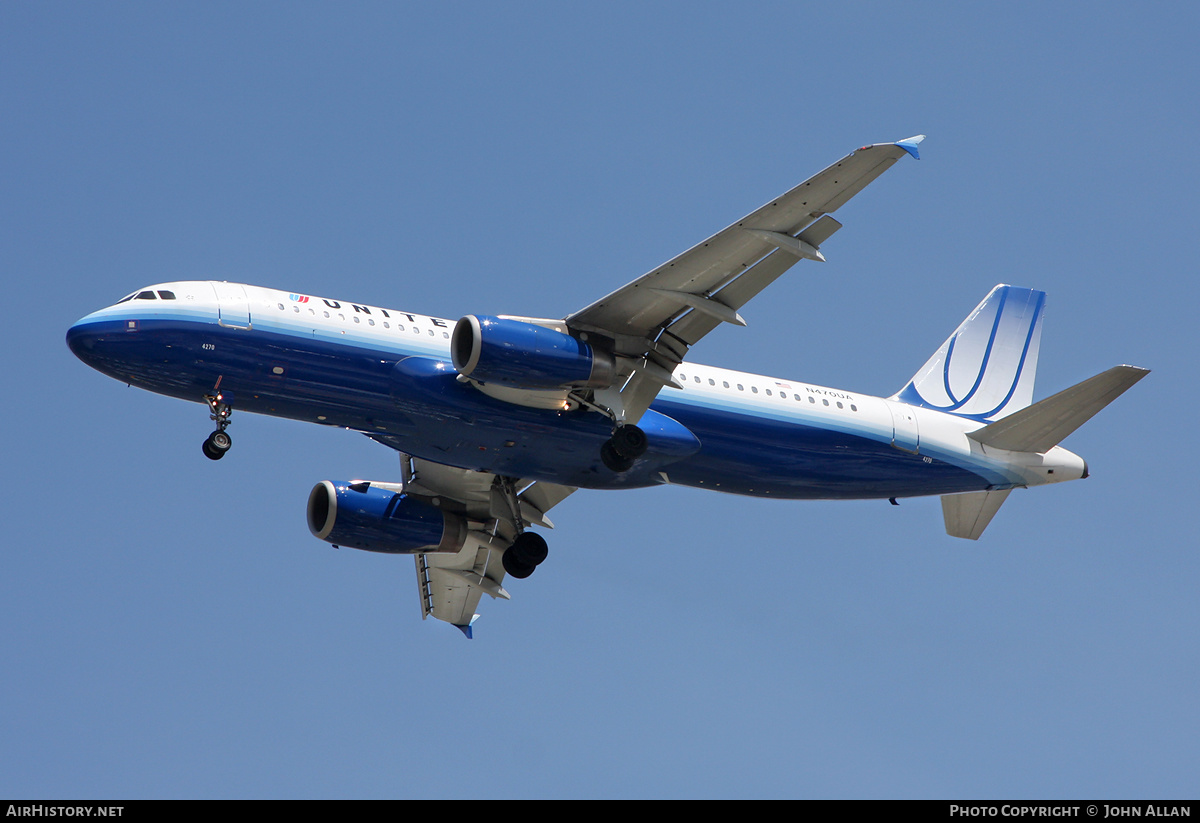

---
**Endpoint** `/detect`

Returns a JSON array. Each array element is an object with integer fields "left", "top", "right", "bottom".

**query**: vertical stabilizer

[{"left": 895, "top": 285, "right": 1045, "bottom": 421}]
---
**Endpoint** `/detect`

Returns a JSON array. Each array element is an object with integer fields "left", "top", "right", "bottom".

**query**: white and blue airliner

[{"left": 67, "top": 136, "right": 1147, "bottom": 636}]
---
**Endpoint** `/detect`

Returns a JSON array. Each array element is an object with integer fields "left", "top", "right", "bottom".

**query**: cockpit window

[
  {"left": 115, "top": 292, "right": 138, "bottom": 304},
  {"left": 157, "top": 290, "right": 176, "bottom": 300},
  {"left": 135, "top": 291, "right": 157, "bottom": 300}
]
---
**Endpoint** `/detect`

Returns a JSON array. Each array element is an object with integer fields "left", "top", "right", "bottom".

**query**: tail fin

[{"left": 895, "top": 285, "right": 1045, "bottom": 421}]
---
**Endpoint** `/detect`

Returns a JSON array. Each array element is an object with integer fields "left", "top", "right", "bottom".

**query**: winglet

[
  {"left": 453, "top": 613, "right": 480, "bottom": 639},
  {"left": 894, "top": 135, "right": 926, "bottom": 160}
]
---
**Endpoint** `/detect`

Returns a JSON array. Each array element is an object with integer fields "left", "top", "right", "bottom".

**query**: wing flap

[
  {"left": 419, "top": 534, "right": 510, "bottom": 629},
  {"left": 518, "top": 481, "right": 575, "bottom": 527}
]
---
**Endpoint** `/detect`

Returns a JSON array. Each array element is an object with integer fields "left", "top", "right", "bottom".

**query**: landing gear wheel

[
  {"left": 511, "top": 532, "right": 549, "bottom": 565},
  {"left": 202, "top": 391, "right": 234, "bottom": 462},
  {"left": 503, "top": 531, "right": 549, "bottom": 579},
  {"left": 203, "top": 430, "right": 232, "bottom": 460},
  {"left": 502, "top": 553, "right": 536, "bottom": 579},
  {"left": 601, "top": 441, "right": 634, "bottom": 473},
  {"left": 610, "top": 424, "right": 648, "bottom": 459}
]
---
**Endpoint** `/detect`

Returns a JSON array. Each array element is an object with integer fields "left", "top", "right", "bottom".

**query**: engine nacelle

[
  {"left": 451, "top": 315, "right": 614, "bottom": 390},
  {"left": 306, "top": 480, "right": 468, "bottom": 554}
]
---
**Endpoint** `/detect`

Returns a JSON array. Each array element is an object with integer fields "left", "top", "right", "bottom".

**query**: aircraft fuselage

[{"left": 67, "top": 281, "right": 1086, "bottom": 499}]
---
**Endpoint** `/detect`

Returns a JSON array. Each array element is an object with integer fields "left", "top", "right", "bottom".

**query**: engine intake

[
  {"left": 306, "top": 480, "right": 468, "bottom": 554},
  {"left": 451, "top": 315, "right": 614, "bottom": 390}
]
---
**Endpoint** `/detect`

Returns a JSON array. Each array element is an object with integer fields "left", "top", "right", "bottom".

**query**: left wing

[
  {"left": 565, "top": 136, "right": 924, "bottom": 422},
  {"left": 367, "top": 435, "right": 574, "bottom": 636}
]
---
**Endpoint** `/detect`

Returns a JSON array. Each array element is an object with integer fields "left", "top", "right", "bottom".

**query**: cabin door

[{"left": 886, "top": 400, "right": 920, "bottom": 454}]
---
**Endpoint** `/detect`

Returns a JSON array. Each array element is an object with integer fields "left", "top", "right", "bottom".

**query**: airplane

[{"left": 66, "top": 135, "right": 1148, "bottom": 637}]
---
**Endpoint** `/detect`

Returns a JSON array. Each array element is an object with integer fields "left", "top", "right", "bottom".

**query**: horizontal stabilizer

[
  {"left": 942, "top": 489, "right": 1011, "bottom": 540},
  {"left": 967, "top": 365, "right": 1149, "bottom": 453}
]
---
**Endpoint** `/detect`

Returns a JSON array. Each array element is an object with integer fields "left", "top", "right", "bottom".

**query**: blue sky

[{"left": 3, "top": 1, "right": 1197, "bottom": 798}]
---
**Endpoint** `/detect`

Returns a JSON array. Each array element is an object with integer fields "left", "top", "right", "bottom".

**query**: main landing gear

[
  {"left": 501, "top": 422, "right": 649, "bottom": 582},
  {"left": 496, "top": 476, "right": 551, "bottom": 580},
  {"left": 201, "top": 392, "right": 233, "bottom": 461},
  {"left": 600, "top": 424, "right": 647, "bottom": 472},
  {"left": 502, "top": 531, "right": 549, "bottom": 579}
]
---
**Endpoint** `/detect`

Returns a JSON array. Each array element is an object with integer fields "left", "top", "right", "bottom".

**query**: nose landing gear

[{"left": 202, "top": 392, "right": 233, "bottom": 461}]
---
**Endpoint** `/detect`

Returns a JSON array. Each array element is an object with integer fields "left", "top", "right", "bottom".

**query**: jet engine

[
  {"left": 451, "top": 315, "right": 614, "bottom": 390},
  {"left": 306, "top": 480, "right": 468, "bottom": 554}
]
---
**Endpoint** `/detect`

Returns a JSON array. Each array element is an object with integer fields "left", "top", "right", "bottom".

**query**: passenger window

[
  {"left": 751, "top": 386, "right": 758, "bottom": 394},
  {"left": 723, "top": 381, "right": 729, "bottom": 388},
  {"left": 694, "top": 376, "right": 701, "bottom": 383},
  {"left": 808, "top": 397, "right": 815, "bottom": 404},
  {"left": 765, "top": 389, "right": 772, "bottom": 396},
  {"left": 850, "top": 404, "right": 858, "bottom": 412},
  {"left": 823, "top": 399, "right": 829, "bottom": 406},
  {"left": 837, "top": 401, "right": 844, "bottom": 409},
  {"left": 737, "top": 384, "right": 744, "bottom": 391},
  {"left": 709, "top": 378, "right": 715, "bottom": 386}
]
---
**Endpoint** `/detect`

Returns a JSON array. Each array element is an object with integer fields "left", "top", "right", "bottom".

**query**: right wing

[
  {"left": 408, "top": 460, "right": 573, "bottom": 637},
  {"left": 565, "top": 136, "right": 925, "bottom": 422},
  {"left": 367, "top": 435, "right": 574, "bottom": 636}
]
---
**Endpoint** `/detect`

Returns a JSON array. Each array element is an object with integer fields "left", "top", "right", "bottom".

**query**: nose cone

[
  {"left": 66, "top": 315, "right": 101, "bottom": 361},
  {"left": 66, "top": 309, "right": 130, "bottom": 373}
]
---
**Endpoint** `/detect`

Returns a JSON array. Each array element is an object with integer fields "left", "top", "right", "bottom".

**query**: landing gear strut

[
  {"left": 601, "top": 424, "right": 647, "bottom": 472},
  {"left": 496, "top": 476, "right": 551, "bottom": 580},
  {"left": 202, "top": 392, "right": 233, "bottom": 461}
]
